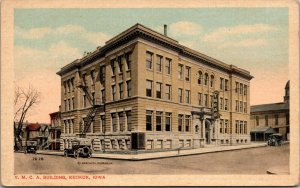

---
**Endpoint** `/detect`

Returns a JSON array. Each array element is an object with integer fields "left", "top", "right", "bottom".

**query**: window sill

[{"left": 146, "top": 68, "right": 153, "bottom": 72}]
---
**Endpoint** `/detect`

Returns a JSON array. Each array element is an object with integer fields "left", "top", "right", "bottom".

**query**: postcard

[{"left": 1, "top": 0, "right": 299, "bottom": 186}]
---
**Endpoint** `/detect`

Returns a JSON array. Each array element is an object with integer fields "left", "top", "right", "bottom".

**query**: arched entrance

[{"left": 205, "top": 119, "right": 212, "bottom": 144}]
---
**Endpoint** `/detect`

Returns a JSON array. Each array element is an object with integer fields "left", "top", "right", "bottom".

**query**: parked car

[
  {"left": 64, "top": 139, "right": 92, "bottom": 158},
  {"left": 24, "top": 140, "right": 38, "bottom": 154},
  {"left": 267, "top": 133, "right": 284, "bottom": 146}
]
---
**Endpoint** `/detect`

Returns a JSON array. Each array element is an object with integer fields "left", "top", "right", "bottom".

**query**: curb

[{"left": 22, "top": 143, "right": 269, "bottom": 161}]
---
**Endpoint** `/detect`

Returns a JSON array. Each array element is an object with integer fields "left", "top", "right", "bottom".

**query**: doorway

[{"left": 205, "top": 119, "right": 211, "bottom": 144}]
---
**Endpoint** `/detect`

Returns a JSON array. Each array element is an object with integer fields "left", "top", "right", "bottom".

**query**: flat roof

[{"left": 57, "top": 23, "right": 253, "bottom": 80}]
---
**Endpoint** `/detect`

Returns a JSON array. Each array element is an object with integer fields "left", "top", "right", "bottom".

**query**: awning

[{"left": 250, "top": 126, "right": 276, "bottom": 134}]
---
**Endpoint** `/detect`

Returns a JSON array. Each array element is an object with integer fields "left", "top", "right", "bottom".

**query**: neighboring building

[
  {"left": 20, "top": 122, "right": 50, "bottom": 149},
  {"left": 57, "top": 23, "right": 253, "bottom": 152},
  {"left": 49, "top": 111, "right": 62, "bottom": 150},
  {"left": 250, "top": 81, "right": 290, "bottom": 141}
]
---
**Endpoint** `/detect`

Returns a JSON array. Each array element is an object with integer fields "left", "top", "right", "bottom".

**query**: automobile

[
  {"left": 24, "top": 140, "right": 38, "bottom": 154},
  {"left": 267, "top": 133, "right": 284, "bottom": 146},
  {"left": 63, "top": 139, "right": 92, "bottom": 158}
]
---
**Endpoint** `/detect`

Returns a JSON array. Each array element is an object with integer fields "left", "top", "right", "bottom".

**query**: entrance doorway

[{"left": 205, "top": 119, "right": 211, "bottom": 144}]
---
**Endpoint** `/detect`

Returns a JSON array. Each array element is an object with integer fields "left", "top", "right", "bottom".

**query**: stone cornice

[{"left": 57, "top": 23, "right": 253, "bottom": 80}]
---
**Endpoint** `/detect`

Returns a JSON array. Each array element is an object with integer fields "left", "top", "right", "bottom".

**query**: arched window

[
  {"left": 195, "top": 125, "right": 199, "bottom": 133},
  {"left": 210, "top": 75, "right": 214, "bottom": 87},
  {"left": 204, "top": 73, "right": 209, "bottom": 85},
  {"left": 198, "top": 71, "right": 203, "bottom": 84}
]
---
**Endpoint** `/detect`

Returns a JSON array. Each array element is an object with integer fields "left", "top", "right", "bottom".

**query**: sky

[{"left": 14, "top": 8, "right": 289, "bottom": 123}]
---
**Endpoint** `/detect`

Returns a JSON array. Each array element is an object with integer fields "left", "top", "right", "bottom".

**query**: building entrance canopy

[{"left": 250, "top": 126, "right": 276, "bottom": 142}]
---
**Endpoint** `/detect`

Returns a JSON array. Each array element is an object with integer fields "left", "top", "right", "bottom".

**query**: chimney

[{"left": 164, "top": 24, "right": 167, "bottom": 36}]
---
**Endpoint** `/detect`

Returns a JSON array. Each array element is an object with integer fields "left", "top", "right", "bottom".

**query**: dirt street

[{"left": 15, "top": 144, "right": 289, "bottom": 174}]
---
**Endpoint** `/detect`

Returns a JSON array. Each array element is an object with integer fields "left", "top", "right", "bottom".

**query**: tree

[{"left": 14, "top": 85, "right": 40, "bottom": 151}]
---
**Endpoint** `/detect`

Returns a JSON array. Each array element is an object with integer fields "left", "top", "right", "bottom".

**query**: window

[
  {"left": 82, "top": 95, "right": 86, "bottom": 108},
  {"left": 210, "top": 75, "right": 214, "bottom": 87},
  {"left": 235, "top": 120, "right": 239, "bottom": 134},
  {"left": 166, "top": 58, "right": 172, "bottom": 74},
  {"left": 126, "top": 111, "right": 132, "bottom": 131},
  {"left": 101, "top": 89, "right": 105, "bottom": 103},
  {"left": 185, "top": 66, "right": 191, "bottom": 81},
  {"left": 239, "top": 121, "right": 243, "bottom": 134},
  {"left": 256, "top": 116, "right": 259, "bottom": 126},
  {"left": 118, "top": 56, "right": 123, "bottom": 73},
  {"left": 112, "top": 85, "right": 116, "bottom": 101},
  {"left": 244, "top": 121, "right": 247, "bottom": 134},
  {"left": 110, "top": 59, "right": 116, "bottom": 75},
  {"left": 100, "top": 66, "right": 105, "bottom": 82},
  {"left": 240, "top": 101, "right": 243, "bottom": 112},
  {"left": 111, "top": 113, "right": 117, "bottom": 132},
  {"left": 219, "top": 78, "right": 224, "bottom": 91},
  {"left": 240, "top": 83, "right": 243, "bottom": 95},
  {"left": 146, "top": 80, "right": 153, "bottom": 97},
  {"left": 235, "top": 100, "right": 239, "bottom": 112},
  {"left": 185, "top": 115, "right": 190, "bottom": 132},
  {"left": 178, "top": 115, "right": 183, "bottom": 132},
  {"left": 70, "top": 119, "right": 74, "bottom": 134},
  {"left": 63, "top": 81, "right": 66, "bottom": 94},
  {"left": 72, "top": 97, "right": 75, "bottom": 110},
  {"left": 220, "top": 119, "right": 223, "bottom": 133},
  {"left": 156, "top": 55, "right": 162, "bottom": 72},
  {"left": 274, "top": 115, "right": 278, "bottom": 125},
  {"left": 198, "top": 71, "right": 203, "bottom": 84},
  {"left": 166, "top": 84, "right": 171, "bottom": 100},
  {"left": 265, "top": 115, "right": 268, "bottom": 126},
  {"left": 225, "top": 79, "right": 229, "bottom": 91},
  {"left": 185, "top": 90, "right": 190, "bottom": 104},
  {"left": 118, "top": 112, "right": 124, "bottom": 131},
  {"left": 225, "top": 99, "right": 228, "bottom": 111},
  {"left": 165, "top": 112, "right": 171, "bottom": 131},
  {"left": 68, "top": 99, "right": 70, "bottom": 111},
  {"left": 71, "top": 78, "right": 74, "bottom": 91},
  {"left": 204, "top": 73, "right": 209, "bottom": 85},
  {"left": 224, "top": 120, "right": 228, "bottom": 133},
  {"left": 220, "top": 97, "right": 223, "bottom": 110},
  {"left": 91, "top": 92, "right": 95, "bottom": 105},
  {"left": 126, "top": 80, "right": 131, "bottom": 97},
  {"left": 101, "top": 115, "right": 106, "bottom": 133},
  {"left": 156, "top": 111, "right": 162, "bottom": 131},
  {"left": 119, "top": 83, "right": 123, "bottom": 99},
  {"left": 67, "top": 80, "right": 70, "bottom": 93},
  {"left": 198, "top": 93, "right": 203, "bottom": 106},
  {"left": 82, "top": 73, "right": 86, "bottom": 85},
  {"left": 244, "top": 102, "right": 247, "bottom": 113},
  {"left": 178, "top": 88, "right": 183, "bottom": 103},
  {"left": 146, "top": 52, "right": 153, "bottom": 69},
  {"left": 156, "top": 82, "right": 162, "bottom": 99},
  {"left": 204, "top": 94, "right": 208, "bottom": 107},
  {"left": 210, "top": 95, "right": 213, "bottom": 108},
  {"left": 91, "top": 70, "right": 95, "bottom": 85},
  {"left": 178, "top": 64, "right": 183, "bottom": 79},
  {"left": 146, "top": 110, "right": 153, "bottom": 131},
  {"left": 244, "top": 85, "right": 247, "bottom": 95},
  {"left": 125, "top": 52, "right": 132, "bottom": 70},
  {"left": 64, "top": 100, "right": 67, "bottom": 111},
  {"left": 235, "top": 82, "right": 239, "bottom": 93}
]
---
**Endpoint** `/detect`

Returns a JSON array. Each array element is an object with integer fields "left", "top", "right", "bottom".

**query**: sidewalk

[{"left": 36, "top": 142, "right": 267, "bottom": 161}]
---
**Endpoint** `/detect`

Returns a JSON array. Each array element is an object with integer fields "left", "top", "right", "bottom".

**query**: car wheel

[
  {"left": 74, "top": 151, "right": 79, "bottom": 159},
  {"left": 64, "top": 151, "right": 68, "bottom": 157}
]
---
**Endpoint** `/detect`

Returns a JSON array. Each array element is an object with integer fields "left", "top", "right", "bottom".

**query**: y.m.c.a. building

[{"left": 57, "top": 24, "right": 253, "bottom": 152}]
